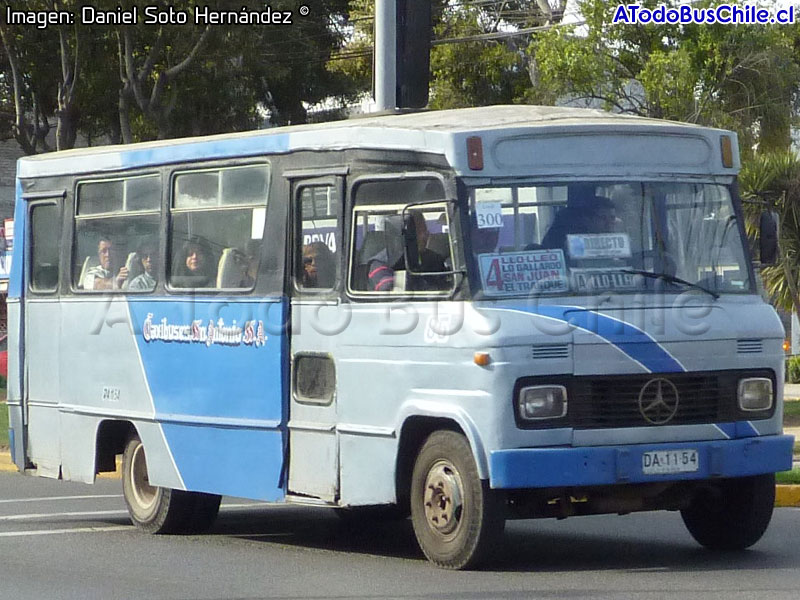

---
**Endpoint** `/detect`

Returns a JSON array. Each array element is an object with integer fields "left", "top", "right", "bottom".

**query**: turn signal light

[
  {"left": 474, "top": 352, "right": 491, "bottom": 366},
  {"left": 720, "top": 135, "right": 734, "bottom": 168}
]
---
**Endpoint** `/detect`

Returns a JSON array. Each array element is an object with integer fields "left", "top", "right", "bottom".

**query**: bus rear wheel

[
  {"left": 680, "top": 473, "right": 775, "bottom": 550},
  {"left": 410, "top": 430, "right": 505, "bottom": 570},
  {"left": 122, "top": 435, "right": 220, "bottom": 534}
]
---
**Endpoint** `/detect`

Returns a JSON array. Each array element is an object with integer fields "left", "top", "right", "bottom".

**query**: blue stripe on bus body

[
  {"left": 715, "top": 423, "right": 737, "bottom": 439},
  {"left": 160, "top": 424, "right": 285, "bottom": 501},
  {"left": 506, "top": 303, "right": 685, "bottom": 373},
  {"left": 127, "top": 297, "right": 289, "bottom": 501},
  {"left": 736, "top": 421, "right": 761, "bottom": 438},
  {"left": 9, "top": 180, "right": 25, "bottom": 299},
  {"left": 120, "top": 134, "right": 291, "bottom": 170}
]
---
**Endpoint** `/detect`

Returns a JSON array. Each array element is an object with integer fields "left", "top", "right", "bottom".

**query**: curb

[
  {"left": 0, "top": 451, "right": 17, "bottom": 474},
  {"left": 775, "top": 485, "right": 800, "bottom": 507},
  {"left": 3, "top": 449, "right": 800, "bottom": 505}
]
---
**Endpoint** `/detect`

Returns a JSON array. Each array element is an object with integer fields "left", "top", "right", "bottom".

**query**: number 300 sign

[{"left": 475, "top": 201, "right": 503, "bottom": 229}]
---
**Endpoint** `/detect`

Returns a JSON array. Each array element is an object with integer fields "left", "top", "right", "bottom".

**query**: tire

[
  {"left": 184, "top": 492, "right": 222, "bottom": 533},
  {"left": 410, "top": 430, "right": 505, "bottom": 570},
  {"left": 681, "top": 473, "right": 775, "bottom": 550},
  {"left": 122, "top": 435, "right": 195, "bottom": 534}
]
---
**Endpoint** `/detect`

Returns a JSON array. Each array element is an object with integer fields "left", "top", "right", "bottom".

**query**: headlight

[
  {"left": 517, "top": 385, "right": 567, "bottom": 420},
  {"left": 737, "top": 378, "right": 773, "bottom": 411}
]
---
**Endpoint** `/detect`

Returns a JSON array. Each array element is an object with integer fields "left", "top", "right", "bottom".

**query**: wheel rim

[
  {"left": 422, "top": 459, "right": 465, "bottom": 538},
  {"left": 129, "top": 442, "right": 158, "bottom": 517}
]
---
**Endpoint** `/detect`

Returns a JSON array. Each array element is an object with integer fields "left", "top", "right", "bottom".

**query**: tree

[
  {"left": 431, "top": 1, "right": 570, "bottom": 109},
  {"left": 114, "top": 1, "right": 213, "bottom": 142},
  {"left": 332, "top": 1, "right": 568, "bottom": 109},
  {"left": 0, "top": 0, "right": 354, "bottom": 152},
  {"left": 430, "top": 2, "right": 536, "bottom": 109},
  {"left": 531, "top": 0, "right": 800, "bottom": 153},
  {"left": 248, "top": 0, "right": 354, "bottom": 125},
  {"left": 0, "top": 0, "right": 63, "bottom": 152},
  {"left": 53, "top": 0, "right": 80, "bottom": 150},
  {"left": 739, "top": 152, "right": 800, "bottom": 315}
]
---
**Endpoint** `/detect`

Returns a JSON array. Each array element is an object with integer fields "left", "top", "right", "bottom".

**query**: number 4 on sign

[{"left": 485, "top": 259, "right": 503, "bottom": 291}]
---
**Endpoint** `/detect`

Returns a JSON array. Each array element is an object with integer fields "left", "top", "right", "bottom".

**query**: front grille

[
  {"left": 570, "top": 374, "right": 722, "bottom": 429},
  {"left": 513, "top": 369, "right": 775, "bottom": 430}
]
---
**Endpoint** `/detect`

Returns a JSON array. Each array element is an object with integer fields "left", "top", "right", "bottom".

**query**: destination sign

[
  {"left": 567, "top": 233, "right": 632, "bottom": 259},
  {"left": 572, "top": 268, "right": 643, "bottom": 292},
  {"left": 479, "top": 250, "right": 568, "bottom": 296}
]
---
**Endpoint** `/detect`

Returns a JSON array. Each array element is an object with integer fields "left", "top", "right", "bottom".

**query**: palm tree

[{"left": 739, "top": 151, "right": 800, "bottom": 314}]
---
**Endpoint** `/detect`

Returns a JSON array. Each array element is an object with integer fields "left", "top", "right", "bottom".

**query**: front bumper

[{"left": 489, "top": 434, "right": 794, "bottom": 489}]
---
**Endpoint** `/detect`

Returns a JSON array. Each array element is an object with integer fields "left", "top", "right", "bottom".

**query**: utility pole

[
  {"left": 374, "top": 0, "right": 397, "bottom": 111},
  {"left": 374, "top": 0, "right": 431, "bottom": 111}
]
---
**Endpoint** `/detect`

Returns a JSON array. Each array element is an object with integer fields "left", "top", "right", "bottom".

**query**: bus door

[
  {"left": 287, "top": 175, "right": 345, "bottom": 502},
  {"left": 21, "top": 194, "right": 64, "bottom": 475}
]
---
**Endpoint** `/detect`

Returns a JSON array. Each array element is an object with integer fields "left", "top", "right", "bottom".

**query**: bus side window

[
  {"left": 169, "top": 165, "right": 269, "bottom": 291},
  {"left": 348, "top": 177, "right": 453, "bottom": 295},
  {"left": 30, "top": 204, "right": 61, "bottom": 293},
  {"left": 73, "top": 176, "right": 161, "bottom": 292}
]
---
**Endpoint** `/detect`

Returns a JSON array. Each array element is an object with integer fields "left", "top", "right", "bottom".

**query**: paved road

[{"left": 2, "top": 472, "right": 800, "bottom": 599}]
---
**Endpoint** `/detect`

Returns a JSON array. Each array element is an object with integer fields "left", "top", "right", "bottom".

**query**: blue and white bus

[{"left": 6, "top": 106, "right": 793, "bottom": 569}]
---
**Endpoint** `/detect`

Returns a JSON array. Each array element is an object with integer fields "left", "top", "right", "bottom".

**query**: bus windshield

[{"left": 465, "top": 181, "right": 752, "bottom": 298}]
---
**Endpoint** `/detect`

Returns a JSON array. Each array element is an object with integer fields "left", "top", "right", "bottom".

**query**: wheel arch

[
  {"left": 394, "top": 404, "right": 490, "bottom": 512},
  {"left": 95, "top": 419, "right": 137, "bottom": 474}
]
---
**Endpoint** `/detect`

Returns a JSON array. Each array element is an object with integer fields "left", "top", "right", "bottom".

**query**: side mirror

[{"left": 759, "top": 210, "right": 779, "bottom": 266}]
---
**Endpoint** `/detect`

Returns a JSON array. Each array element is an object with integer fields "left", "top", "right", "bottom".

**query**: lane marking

[
  {"left": 0, "top": 525, "right": 133, "bottom": 538},
  {"left": 0, "top": 503, "right": 268, "bottom": 522},
  {"left": 0, "top": 494, "right": 122, "bottom": 505},
  {"left": 0, "top": 509, "right": 128, "bottom": 522}
]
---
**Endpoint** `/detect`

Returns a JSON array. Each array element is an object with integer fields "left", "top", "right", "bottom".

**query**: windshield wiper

[{"left": 620, "top": 269, "right": 720, "bottom": 300}]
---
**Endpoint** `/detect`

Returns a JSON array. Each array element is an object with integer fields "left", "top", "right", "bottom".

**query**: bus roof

[{"left": 17, "top": 105, "right": 738, "bottom": 179}]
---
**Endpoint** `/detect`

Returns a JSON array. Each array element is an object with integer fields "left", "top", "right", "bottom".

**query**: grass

[{"left": 776, "top": 469, "right": 800, "bottom": 485}]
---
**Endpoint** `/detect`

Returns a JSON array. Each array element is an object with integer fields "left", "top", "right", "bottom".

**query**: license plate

[{"left": 642, "top": 449, "right": 699, "bottom": 475}]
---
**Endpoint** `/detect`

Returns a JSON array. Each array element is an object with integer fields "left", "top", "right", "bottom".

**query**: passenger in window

[
  {"left": 302, "top": 241, "right": 335, "bottom": 288},
  {"left": 408, "top": 210, "right": 450, "bottom": 279},
  {"left": 82, "top": 237, "right": 128, "bottom": 290},
  {"left": 128, "top": 245, "right": 157, "bottom": 291},
  {"left": 172, "top": 239, "right": 214, "bottom": 287},
  {"left": 366, "top": 253, "right": 395, "bottom": 292},
  {"left": 367, "top": 211, "right": 449, "bottom": 292},
  {"left": 541, "top": 195, "right": 618, "bottom": 250}
]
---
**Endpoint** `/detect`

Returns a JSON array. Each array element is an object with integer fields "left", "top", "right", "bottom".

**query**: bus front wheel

[
  {"left": 122, "top": 435, "right": 220, "bottom": 534},
  {"left": 410, "top": 430, "right": 505, "bottom": 569},
  {"left": 680, "top": 473, "right": 775, "bottom": 550}
]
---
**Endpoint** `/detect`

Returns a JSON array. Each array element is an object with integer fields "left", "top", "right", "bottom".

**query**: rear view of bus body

[{"left": 6, "top": 106, "right": 792, "bottom": 569}]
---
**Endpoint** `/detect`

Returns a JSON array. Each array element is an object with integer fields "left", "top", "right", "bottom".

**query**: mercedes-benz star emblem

[{"left": 637, "top": 378, "right": 680, "bottom": 425}]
